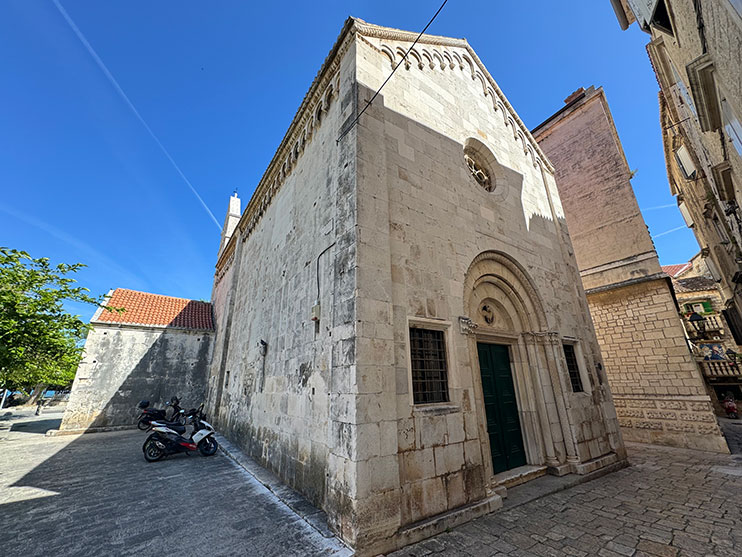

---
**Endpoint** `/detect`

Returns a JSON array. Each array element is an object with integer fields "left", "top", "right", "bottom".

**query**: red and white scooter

[{"left": 142, "top": 404, "right": 218, "bottom": 461}]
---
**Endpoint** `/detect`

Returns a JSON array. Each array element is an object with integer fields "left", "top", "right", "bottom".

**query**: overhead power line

[
  {"left": 53, "top": 0, "right": 221, "bottom": 231},
  {"left": 336, "top": 0, "right": 449, "bottom": 144}
]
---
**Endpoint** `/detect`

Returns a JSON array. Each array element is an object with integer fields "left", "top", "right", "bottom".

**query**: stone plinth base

[
  {"left": 614, "top": 395, "right": 729, "bottom": 453},
  {"left": 359, "top": 494, "right": 503, "bottom": 557}
]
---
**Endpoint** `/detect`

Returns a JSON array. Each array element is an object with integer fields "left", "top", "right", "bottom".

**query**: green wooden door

[{"left": 477, "top": 343, "right": 527, "bottom": 474}]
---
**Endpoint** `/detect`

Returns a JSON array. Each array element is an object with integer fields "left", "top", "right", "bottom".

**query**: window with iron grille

[
  {"left": 409, "top": 327, "right": 449, "bottom": 404},
  {"left": 562, "top": 344, "right": 584, "bottom": 393}
]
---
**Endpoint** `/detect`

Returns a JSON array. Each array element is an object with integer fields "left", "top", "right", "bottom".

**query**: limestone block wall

[
  {"left": 587, "top": 279, "right": 727, "bottom": 452},
  {"left": 206, "top": 38, "right": 359, "bottom": 515},
  {"left": 350, "top": 32, "right": 625, "bottom": 549},
  {"left": 61, "top": 325, "right": 212, "bottom": 431}
]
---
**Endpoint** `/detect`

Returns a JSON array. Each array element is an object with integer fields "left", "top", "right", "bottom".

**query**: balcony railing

[
  {"left": 697, "top": 359, "right": 742, "bottom": 378},
  {"left": 684, "top": 314, "right": 724, "bottom": 332}
]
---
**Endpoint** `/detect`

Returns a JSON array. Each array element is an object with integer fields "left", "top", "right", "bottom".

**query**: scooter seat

[{"left": 152, "top": 421, "right": 186, "bottom": 434}]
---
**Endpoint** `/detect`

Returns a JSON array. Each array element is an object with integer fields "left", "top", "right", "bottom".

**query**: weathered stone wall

[
  {"left": 351, "top": 31, "right": 625, "bottom": 550},
  {"left": 532, "top": 89, "right": 661, "bottom": 290},
  {"left": 533, "top": 86, "right": 727, "bottom": 453},
  {"left": 644, "top": 1, "right": 742, "bottom": 312},
  {"left": 61, "top": 324, "right": 212, "bottom": 431},
  {"left": 208, "top": 21, "right": 626, "bottom": 554},
  {"left": 587, "top": 279, "right": 727, "bottom": 451},
  {"left": 206, "top": 37, "right": 359, "bottom": 519}
]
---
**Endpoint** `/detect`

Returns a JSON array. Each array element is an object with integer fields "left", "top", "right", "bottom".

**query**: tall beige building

[
  {"left": 532, "top": 86, "right": 727, "bottom": 453},
  {"left": 610, "top": 0, "right": 742, "bottom": 366},
  {"left": 208, "top": 19, "right": 625, "bottom": 555}
]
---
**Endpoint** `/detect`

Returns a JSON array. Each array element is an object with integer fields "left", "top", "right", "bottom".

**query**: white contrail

[
  {"left": 642, "top": 203, "right": 677, "bottom": 211},
  {"left": 653, "top": 225, "right": 687, "bottom": 238},
  {"left": 52, "top": 0, "right": 221, "bottom": 231}
]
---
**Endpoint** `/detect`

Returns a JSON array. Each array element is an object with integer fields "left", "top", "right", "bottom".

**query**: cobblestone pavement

[
  {"left": 389, "top": 442, "right": 742, "bottom": 557},
  {"left": 3, "top": 411, "right": 741, "bottom": 557},
  {"left": 0, "top": 410, "right": 349, "bottom": 556}
]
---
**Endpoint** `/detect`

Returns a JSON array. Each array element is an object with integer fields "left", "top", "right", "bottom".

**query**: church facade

[{"left": 208, "top": 18, "right": 626, "bottom": 554}]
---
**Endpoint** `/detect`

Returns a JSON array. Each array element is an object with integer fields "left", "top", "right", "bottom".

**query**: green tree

[{"left": 0, "top": 248, "right": 113, "bottom": 403}]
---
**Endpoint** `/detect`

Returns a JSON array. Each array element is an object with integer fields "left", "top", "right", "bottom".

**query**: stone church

[{"left": 207, "top": 18, "right": 626, "bottom": 554}]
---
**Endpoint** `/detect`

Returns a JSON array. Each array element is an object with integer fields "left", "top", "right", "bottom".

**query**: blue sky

[{"left": 0, "top": 1, "right": 699, "bottom": 322}]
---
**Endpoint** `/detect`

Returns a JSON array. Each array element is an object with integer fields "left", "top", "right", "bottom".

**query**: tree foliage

[{"left": 0, "top": 248, "right": 112, "bottom": 392}]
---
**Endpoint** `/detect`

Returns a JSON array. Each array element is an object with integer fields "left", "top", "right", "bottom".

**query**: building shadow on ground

[{"left": 10, "top": 417, "right": 62, "bottom": 434}]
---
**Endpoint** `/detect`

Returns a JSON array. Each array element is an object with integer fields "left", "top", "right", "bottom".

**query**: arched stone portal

[{"left": 462, "top": 251, "right": 578, "bottom": 482}]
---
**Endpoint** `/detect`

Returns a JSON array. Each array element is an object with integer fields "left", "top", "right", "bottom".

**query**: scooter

[
  {"left": 136, "top": 397, "right": 183, "bottom": 430},
  {"left": 722, "top": 395, "right": 739, "bottom": 419},
  {"left": 142, "top": 404, "right": 218, "bottom": 462}
]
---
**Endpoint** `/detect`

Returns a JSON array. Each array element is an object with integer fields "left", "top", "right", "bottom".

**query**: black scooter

[
  {"left": 136, "top": 397, "right": 184, "bottom": 430},
  {"left": 142, "top": 404, "right": 218, "bottom": 461}
]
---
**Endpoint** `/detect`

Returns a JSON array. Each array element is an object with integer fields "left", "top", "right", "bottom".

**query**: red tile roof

[
  {"left": 662, "top": 263, "right": 692, "bottom": 278},
  {"left": 674, "top": 276, "right": 717, "bottom": 293},
  {"left": 95, "top": 289, "right": 214, "bottom": 330}
]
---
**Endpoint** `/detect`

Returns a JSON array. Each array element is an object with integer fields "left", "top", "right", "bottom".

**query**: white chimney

[{"left": 218, "top": 192, "right": 241, "bottom": 255}]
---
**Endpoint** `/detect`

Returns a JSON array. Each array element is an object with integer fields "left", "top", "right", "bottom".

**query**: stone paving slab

[
  {"left": 388, "top": 442, "right": 742, "bottom": 557},
  {"left": 0, "top": 412, "right": 350, "bottom": 556}
]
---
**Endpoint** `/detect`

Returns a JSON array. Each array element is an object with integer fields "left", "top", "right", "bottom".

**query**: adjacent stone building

[
  {"left": 60, "top": 289, "right": 214, "bottom": 432},
  {"left": 610, "top": 0, "right": 742, "bottom": 374},
  {"left": 207, "top": 18, "right": 626, "bottom": 555},
  {"left": 663, "top": 256, "right": 742, "bottom": 413},
  {"left": 532, "top": 86, "right": 727, "bottom": 452}
]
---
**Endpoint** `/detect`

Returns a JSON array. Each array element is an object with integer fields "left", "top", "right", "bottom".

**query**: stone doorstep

[
  {"left": 371, "top": 494, "right": 504, "bottom": 556},
  {"left": 492, "top": 464, "right": 548, "bottom": 489},
  {"left": 501, "top": 456, "right": 630, "bottom": 512}
]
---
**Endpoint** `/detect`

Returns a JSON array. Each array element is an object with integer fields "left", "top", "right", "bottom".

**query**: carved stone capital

[
  {"left": 459, "top": 316, "right": 478, "bottom": 335},
  {"left": 530, "top": 331, "right": 560, "bottom": 345}
]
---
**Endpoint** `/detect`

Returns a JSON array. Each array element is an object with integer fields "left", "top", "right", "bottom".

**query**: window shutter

[
  {"left": 678, "top": 201, "right": 694, "bottom": 227},
  {"left": 675, "top": 145, "right": 697, "bottom": 179}
]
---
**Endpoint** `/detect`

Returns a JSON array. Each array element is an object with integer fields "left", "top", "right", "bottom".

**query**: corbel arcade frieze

[{"left": 358, "top": 18, "right": 552, "bottom": 174}]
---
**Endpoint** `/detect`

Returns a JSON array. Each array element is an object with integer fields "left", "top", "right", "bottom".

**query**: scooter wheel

[
  {"left": 143, "top": 437, "right": 165, "bottom": 462},
  {"left": 137, "top": 418, "right": 150, "bottom": 431},
  {"left": 198, "top": 437, "right": 218, "bottom": 457}
]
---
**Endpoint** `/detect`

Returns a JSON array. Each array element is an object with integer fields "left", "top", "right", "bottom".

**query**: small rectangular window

[
  {"left": 409, "top": 328, "right": 449, "bottom": 404},
  {"left": 563, "top": 344, "right": 584, "bottom": 393}
]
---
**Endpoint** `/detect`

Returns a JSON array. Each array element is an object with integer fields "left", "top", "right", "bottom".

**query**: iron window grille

[
  {"left": 562, "top": 344, "right": 584, "bottom": 393},
  {"left": 409, "top": 327, "right": 449, "bottom": 404}
]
